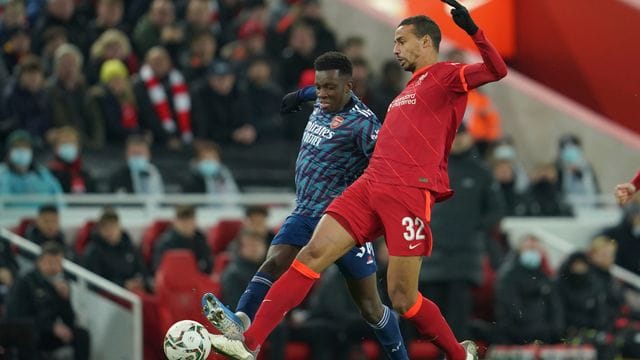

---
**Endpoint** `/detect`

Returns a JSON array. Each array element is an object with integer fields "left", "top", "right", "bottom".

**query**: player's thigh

[
  {"left": 386, "top": 255, "right": 423, "bottom": 313},
  {"left": 296, "top": 214, "right": 359, "bottom": 273},
  {"left": 259, "top": 244, "right": 301, "bottom": 278},
  {"left": 261, "top": 215, "right": 319, "bottom": 277}
]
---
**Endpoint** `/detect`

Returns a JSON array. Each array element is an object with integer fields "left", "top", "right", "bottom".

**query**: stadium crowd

[{"left": 0, "top": 0, "right": 638, "bottom": 359}]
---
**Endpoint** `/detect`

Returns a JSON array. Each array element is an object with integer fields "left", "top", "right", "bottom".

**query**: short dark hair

[
  {"left": 194, "top": 140, "right": 221, "bottom": 159},
  {"left": 40, "top": 241, "right": 64, "bottom": 258},
  {"left": 17, "top": 55, "right": 43, "bottom": 77},
  {"left": 126, "top": 134, "right": 149, "bottom": 148},
  {"left": 398, "top": 15, "right": 442, "bottom": 52},
  {"left": 98, "top": 207, "right": 119, "bottom": 226},
  {"left": 38, "top": 204, "right": 58, "bottom": 215},
  {"left": 245, "top": 205, "right": 268, "bottom": 218},
  {"left": 314, "top": 51, "right": 352, "bottom": 77},
  {"left": 176, "top": 205, "right": 196, "bottom": 219}
]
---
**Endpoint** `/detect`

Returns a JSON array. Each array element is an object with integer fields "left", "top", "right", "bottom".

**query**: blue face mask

[
  {"left": 519, "top": 250, "right": 542, "bottom": 269},
  {"left": 57, "top": 143, "right": 78, "bottom": 163},
  {"left": 561, "top": 145, "right": 583, "bottom": 165},
  {"left": 198, "top": 159, "right": 220, "bottom": 177},
  {"left": 127, "top": 156, "right": 149, "bottom": 172},
  {"left": 10, "top": 148, "right": 33, "bottom": 168}
]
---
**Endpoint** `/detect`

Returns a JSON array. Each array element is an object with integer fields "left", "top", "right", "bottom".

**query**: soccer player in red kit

[
  {"left": 615, "top": 170, "right": 640, "bottom": 204},
  {"left": 210, "top": 2, "right": 507, "bottom": 359}
]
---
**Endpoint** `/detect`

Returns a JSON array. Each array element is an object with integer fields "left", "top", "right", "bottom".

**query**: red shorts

[{"left": 326, "top": 177, "right": 434, "bottom": 257}]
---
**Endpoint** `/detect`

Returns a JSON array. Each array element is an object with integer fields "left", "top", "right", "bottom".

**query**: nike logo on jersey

[{"left": 409, "top": 243, "right": 421, "bottom": 250}]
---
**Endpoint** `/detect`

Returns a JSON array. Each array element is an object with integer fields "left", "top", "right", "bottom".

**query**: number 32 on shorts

[{"left": 402, "top": 217, "right": 425, "bottom": 241}]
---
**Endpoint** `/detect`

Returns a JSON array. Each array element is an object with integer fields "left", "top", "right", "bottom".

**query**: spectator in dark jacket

[
  {"left": 153, "top": 205, "right": 212, "bottom": 274},
  {"left": 86, "top": 0, "right": 128, "bottom": 48},
  {"left": 181, "top": 31, "right": 217, "bottom": 82},
  {"left": 242, "top": 205, "right": 275, "bottom": 245},
  {"left": 108, "top": 135, "right": 165, "bottom": 194},
  {"left": 31, "top": 0, "right": 87, "bottom": 53},
  {"left": 83, "top": 208, "right": 148, "bottom": 292},
  {"left": 494, "top": 234, "right": 564, "bottom": 344},
  {"left": 48, "top": 126, "right": 96, "bottom": 194},
  {"left": 244, "top": 57, "right": 284, "bottom": 141},
  {"left": 420, "top": 124, "right": 505, "bottom": 340},
  {"left": 181, "top": 141, "right": 239, "bottom": 194},
  {"left": 528, "top": 163, "right": 573, "bottom": 217},
  {"left": 601, "top": 199, "right": 640, "bottom": 276},
  {"left": 4, "top": 242, "right": 90, "bottom": 360},
  {"left": 279, "top": 22, "right": 316, "bottom": 91},
  {"left": 191, "top": 59, "right": 256, "bottom": 145},
  {"left": 221, "top": 229, "right": 267, "bottom": 306},
  {"left": 24, "top": 204, "right": 75, "bottom": 260}
]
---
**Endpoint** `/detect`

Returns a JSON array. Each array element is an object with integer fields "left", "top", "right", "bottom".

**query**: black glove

[
  {"left": 441, "top": 0, "right": 478, "bottom": 35},
  {"left": 281, "top": 90, "right": 302, "bottom": 114}
]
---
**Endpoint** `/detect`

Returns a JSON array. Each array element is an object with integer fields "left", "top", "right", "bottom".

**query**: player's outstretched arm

[
  {"left": 441, "top": 0, "right": 507, "bottom": 89},
  {"left": 615, "top": 170, "right": 640, "bottom": 204},
  {"left": 281, "top": 86, "right": 317, "bottom": 114}
]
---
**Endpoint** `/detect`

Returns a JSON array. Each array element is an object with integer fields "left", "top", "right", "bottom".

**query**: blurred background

[{"left": 0, "top": 0, "right": 639, "bottom": 359}]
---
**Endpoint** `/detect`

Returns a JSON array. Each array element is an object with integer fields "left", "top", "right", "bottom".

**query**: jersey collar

[{"left": 408, "top": 64, "right": 435, "bottom": 84}]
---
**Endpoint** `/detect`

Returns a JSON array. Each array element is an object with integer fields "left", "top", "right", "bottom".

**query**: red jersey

[
  {"left": 632, "top": 170, "right": 640, "bottom": 190},
  {"left": 362, "top": 30, "right": 507, "bottom": 202}
]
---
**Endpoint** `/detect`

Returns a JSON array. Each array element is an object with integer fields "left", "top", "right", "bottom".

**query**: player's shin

[
  {"left": 368, "top": 305, "right": 408, "bottom": 359},
  {"left": 236, "top": 271, "right": 275, "bottom": 321},
  {"left": 243, "top": 259, "right": 320, "bottom": 351}
]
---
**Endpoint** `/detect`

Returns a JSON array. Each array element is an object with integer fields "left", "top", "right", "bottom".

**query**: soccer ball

[{"left": 163, "top": 320, "right": 212, "bottom": 360}]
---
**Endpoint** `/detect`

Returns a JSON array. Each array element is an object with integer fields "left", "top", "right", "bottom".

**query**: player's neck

[{"left": 412, "top": 53, "right": 438, "bottom": 74}]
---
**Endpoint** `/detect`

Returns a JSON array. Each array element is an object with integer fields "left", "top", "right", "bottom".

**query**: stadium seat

[
  {"left": 74, "top": 220, "right": 96, "bottom": 256},
  {"left": 141, "top": 219, "right": 172, "bottom": 267},
  {"left": 207, "top": 219, "right": 244, "bottom": 255},
  {"left": 408, "top": 341, "right": 440, "bottom": 360},
  {"left": 471, "top": 255, "right": 497, "bottom": 321},
  {"left": 11, "top": 217, "right": 35, "bottom": 237},
  {"left": 210, "top": 251, "right": 231, "bottom": 283},
  {"left": 154, "top": 250, "right": 221, "bottom": 333}
]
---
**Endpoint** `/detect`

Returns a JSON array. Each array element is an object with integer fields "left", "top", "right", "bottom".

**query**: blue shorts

[{"left": 271, "top": 214, "right": 377, "bottom": 279}]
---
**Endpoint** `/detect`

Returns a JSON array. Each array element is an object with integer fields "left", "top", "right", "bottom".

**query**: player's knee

[
  {"left": 260, "top": 256, "right": 288, "bottom": 278},
  {"left": 355, "top": 297, "right": 384, "bottom": 324},
  {"left": 388, "top": 288, "right": 415, "bottom": 314}
]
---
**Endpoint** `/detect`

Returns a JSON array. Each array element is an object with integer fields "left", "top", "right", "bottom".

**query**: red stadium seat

[
  {"left": 361, "top": 340, "right": 381, "bottom": 359},
  {"left": 74, "top": 220, "right": 96, "bottom": 256},
  {"left": 154, "top": 250, "right": 221, "bottom": 333},
  {"left": 12, "top": 217, "right": 35, "bottom": 237},
  {"left": 211, "top": 251, "right": 231, "bottom": 283},
  {"left": 141, "top": 219, "right": 172, "bottom": 267},
  {"left": 284, "top": 342, "right": 311, "bottom": 360},
  {"left": 471, "top": 255, "right": 497, "bottom": 321},
  {"left": 207, "top": 219, "right": 243, "bottom": 255},
  {"left": 409, "top": 341, "right": 440, "bottom": 360}
]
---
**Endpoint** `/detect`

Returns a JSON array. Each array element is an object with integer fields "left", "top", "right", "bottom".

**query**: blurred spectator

[
  {"left": 88, "top": 29, "right": 139, "bottom": 85},
  {"left": 244, "top": 56, "right": 284, "bottom": 140},
  {"left": 339, "top": 36, "right": 366, "bottom": 61},
  {"left": 181, "top": 31, "right": 217, "bottom": 82},
  {"left": 350, "top": 57, "right": 372, "bottom": 104},
  {"left": 221, "top": 229, "right": 268, "bottom": 306},
  {"left": 86, "top": 59, "right": 140, "bottom": 147},
  {"left": 153, "top": 205, "right": 213, "bottom": 274},
  {"left": 181, "top": 141, "right": 239, "bottom": 194},
  {"left": 298, "top": 0, "right": 336, "bottom": 54},
  {"left": 1, "top": 55, "right": 50, "bottom": 146},
  {"left": 86, "top": 0, "right": 127, "bottom": 47},
  {"left": 494, "top": 235, "right": 564, "bottom": 344},
  {"left": 448, "top": 49, "right": 502, "bottom": 157},
  {"left": 368, "top": 59, "right": 403, "bottom": 120},
  {"left": 557, "top": 252, "right": 614, "bottom": 358},
  {"left": 133, "top": 0, "right": 183, "bottom": 59},
  {"left": 490, "top": 139, "right": 529, "bottom": 192},
  {"left": 0, "top": 1, "right": 28, "bottom": 44},
  {"left": 492, "top": 158, "right": 529, "bottom": 216},
  {"left": 45, "top": 44, "right": 88, "bottom": 135},
  {"left": 4, "top": 241, "right": 90, "bottom": 360},
  {"left": 40, "top": 26, "right": 68, "bottom": 75},
  {"left": 191, "top": 59, "right": 256, "bottom": 145},
  {"left": 528, "top": 163, "right": 573, "bottom": 217},
  {"left": 47, "top": 126, "right": 96, "bottom": 193},
  {"left": 0, "top": 238, "right": 18, "bottom": 306},
  {"left": 420, "top": 124, "right": 504, "bottom": 340},
  {"left": 1, "top": 28, "right": 31, "bottom": 74},
  {"left": 32, "top": 0, "right": 87, "bottom": 53},
  {"left": 243, "top": 205, "right": 275, "bottom": 244},
  {"left": 600, "top": 199, "right": 640, "bottom": 276},
  {"left": 555, "top": 134, "right": 600, "bottom": 203},
  {"left": 83, "top": 208, "right": 148, "bottom": 292},
  {"left": 133, "top": 46, "right": 193, "bottom": 149},
  {"left": 24, "top": 204, "right": 70, "bottom": 255},
  {"left": 280, "top": 21, "right": 316, "bottom": 91},
  {"left": 108, "top": 135, "right": 165, "bottom": 194},
  {"left": 0, "top": 130, "right": 62, "bottom": 198},
  {"left": 181, "top": 0, "right": 217, "bottom": 48}
]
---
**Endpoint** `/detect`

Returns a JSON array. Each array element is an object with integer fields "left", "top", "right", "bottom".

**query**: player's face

[
  {"left": 315, "top": 69, "right": 352, "bottom": 112},
  {"left": 394, "top": 25, "right": 426, "bottom": 72}
]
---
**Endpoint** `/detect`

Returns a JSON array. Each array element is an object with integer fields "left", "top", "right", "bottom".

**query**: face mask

[
  {"left": 127, "top": 156, "right": 149, "bottom": 172},
  {"left": 561, "top": 145, "right": 583, "bottom": 165},
  {"left": 57, "top": 143, "right": 78, "bottom": 163},
  {"left": 519, "top": 250, "right": 541, "bottom": 269},
  {"left": 198, "top": 159, "right": 220, "bottom": 177},
  {"left": 10, "top": 148, "right": 33, "bottom": 167}
]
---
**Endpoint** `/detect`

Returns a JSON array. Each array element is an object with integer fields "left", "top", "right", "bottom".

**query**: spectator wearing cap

[
  {"left": 0, "top": 55, "right": 50, "bottom": 146},
  {"left": 0, "top": 130, "right": 62, "bottom": 202},
  {"left": 47, "top": 126, "right": 95, "bottom": 193},
  {"left": 133, "top": 46, "right": 193, "bottom": 150},
  {"left": 32, "top": 0, "right": 87, "bottom": 54},
  {"left": 45, "top": 44, "right": 89, "bottom": 136},
  {"left": 555, "top": 134, "right": 600, "bottom": 205},
  {"left": 191, "top": 59, "right": 256, "bottom": 145},
  {"left": 181, "top": 140, "right": 239, "bottom": 194},
  {"left": 86, "top": 59, "right": 140, "bottom": 147},
  {"left": 152, "top": 205, "right": 213, "bottom": 274},
  {"left": 108, "top": 134, "right": 165, "bottom": 194},
  {"left": 181, "top": 31, "right": 217, "bottom": 82}
]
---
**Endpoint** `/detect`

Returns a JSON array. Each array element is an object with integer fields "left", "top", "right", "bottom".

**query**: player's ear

[
  {"left": 422, "top": 35, "right": 432, "bottom": 49},
  {"left": 345, "top": 79, "right": 353, "bottom": 93}
]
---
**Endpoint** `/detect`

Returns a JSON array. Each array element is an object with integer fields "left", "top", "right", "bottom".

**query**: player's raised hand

[
  {"left": 441, "top": 0, "right": 478, "bottom": 35},
  {"left": 615, "top": 183, "right": 637, "bottom": 205},
  {"left": 281, "top": 90, "right": 303, "bottom": 114}
]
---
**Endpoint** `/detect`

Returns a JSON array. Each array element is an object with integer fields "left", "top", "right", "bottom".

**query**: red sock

[
  {"left": 244, "top": 259, "right": 320, "bottom": 351},
  {"left": 402, "top": 294, "right": 466, "bottom": 360}
]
